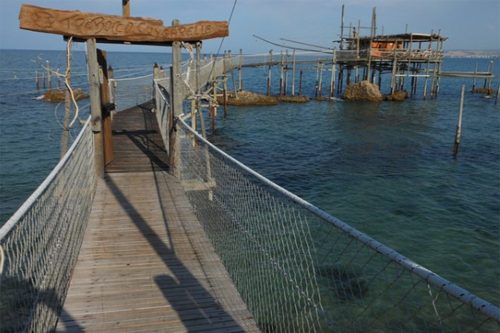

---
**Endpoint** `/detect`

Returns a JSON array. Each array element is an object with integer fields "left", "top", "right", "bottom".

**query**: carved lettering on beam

[{"left": 19, "top": 4, "right": 229, "bottom": 42}]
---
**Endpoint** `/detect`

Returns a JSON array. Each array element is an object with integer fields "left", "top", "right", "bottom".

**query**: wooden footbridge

[
  {"left": 1, "top": 3, "right": 500, "bottom": 333},
  {"left": 56, "top": 106, "right": 258, "bottom": 332}
]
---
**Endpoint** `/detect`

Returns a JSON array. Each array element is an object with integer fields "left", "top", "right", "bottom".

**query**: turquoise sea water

[{"left": 0, "top": 50, "right": 498, "bottom": 307}]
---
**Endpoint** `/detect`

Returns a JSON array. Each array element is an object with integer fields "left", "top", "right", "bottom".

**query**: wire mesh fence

[
  {"left": 174, "top": 114, "right": 500, "bottom": 333},
  {"left": 109, "top": 73, "right": 154, "bottom": 112},
  {"left": 0, "top": 118, "right": 96, "bottom": 332}
]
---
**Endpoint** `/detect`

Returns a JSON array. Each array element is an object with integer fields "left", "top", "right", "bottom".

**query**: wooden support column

[
  {"left": 169, "top": 19, "right": 183, "bottom": 177},
  {"left": 267, "top": 50, "right": 272, "bottom": 96},
  {"left": 291, "top": 49, "right": 296, "bottom": 96},
  {"left": 453, "top": 85, "right": 465, "bottom": 158},
  {"left": 86, "top": 38, "right": 104, "bottom": 178},
  {"left": 330, "top": 50, "right": 336, "bottom": 98},
  {"left": 97, "top": 48, "right": 114, "bottom": 166},
  {"left": 122, "top": 0, "right": 130, "bottom": 17}
]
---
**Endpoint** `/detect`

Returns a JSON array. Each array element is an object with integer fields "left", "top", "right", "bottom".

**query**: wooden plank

[{"left": 19, "top": 4, "right": 229, "bottom": 43}]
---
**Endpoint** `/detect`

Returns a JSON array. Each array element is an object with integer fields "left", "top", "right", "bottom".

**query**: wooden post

[
  {"left": 472, "top": 62, "right": 478, "bottom": 93},
  {"left": 340, "top": 4, "right": 345, "bottom": 50},
  {"left": 495, "top": 85, "right": 500, "bottom": 105},
  {"left": 298, "top": 69, "right": 303, "bottom": 96},
  {"left": 314, "top": 60, "right": 320, "bottom": 97},
  {"left": 279, "top": 50, "right": 284, "bottom": 96},
  {"left": 60, "top": 40, "right": 72, "bottom": 159},
  {"left": 337, "top": 65, "right": 343, "bottom": 95},
  {"left": 291, "top": 49, "right": 296, "bottom": 96},
  {"left": 223, "top": 76, "right": 228, "bottom": 117},
  {"left": 318, "top": 62, "right": 324, "bottom": 98},
  {"left": 390, "top": 56, "right": 397, "bottom": 94},
  {"left": 283, "top": 49, "right": 288, "bottom": 96},
  {"left": 97, "top": 48, "right": 114, "bottom": 166},
  {"left": 46, "top": 60, "right": 52, "bottom": 90},
  {"left": 122, "top": 0, "right": 130, "bottom": 17},
  {"left": 423, "top": 59, "right": 430, "bottom": 98},
  {"left": 169, "top": 19, "right": 183, "bottom": 177},
  {"left": 486, "top": 61, "right": 494, "bottom": 93},
  {"left": 453, "top": 85, "right": 465, "bottom": 158},
  {"left": 267, "top": 50, "right": 272, "bottom": 96},
  {"left": 238, "top": 48, "right": 243, "bottom": 91},
  {"left": 330, "top": 50, "right": 336, "bottom": 98},
  {"left": 86, "top": 38, "right": 104, "bottom": 178}
]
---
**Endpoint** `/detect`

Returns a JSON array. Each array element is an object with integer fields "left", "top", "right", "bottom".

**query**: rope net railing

[
  {"left": 172, "top": 112, "right": 500, "bottom": 333},
  {"left": 0, "top": 118, "right": 96, "bottom": 333},
  {"left": 109, "top": 73, "right": 154, "bottom": 112}
]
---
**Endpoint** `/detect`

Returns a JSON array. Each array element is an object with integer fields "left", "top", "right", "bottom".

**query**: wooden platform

[{"left": 56, "top": 106, "right": 259, "bottom": 332}]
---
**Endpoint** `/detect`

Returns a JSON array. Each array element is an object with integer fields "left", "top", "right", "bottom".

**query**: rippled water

[{"left": 0, "top": 50, "right": 498, "bottom": 306}]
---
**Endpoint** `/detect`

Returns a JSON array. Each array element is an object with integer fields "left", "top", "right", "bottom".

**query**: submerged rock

[
  {"left": 344, "top": 80, "right": 383, "bottom": 102},
  {"left": 217, "top": 90, "right": 278, "bottom": 106},
  {"left": 277, "top": 95, "right": 309, "bottom": 103},
  {"left": 384, "top": 90, "right": 408, "bottom": 101},
  {"left": 42, "top": 89, "right": 89, "bottom": 102}
]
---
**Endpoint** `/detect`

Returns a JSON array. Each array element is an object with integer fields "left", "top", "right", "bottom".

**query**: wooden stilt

[
  {"left": 453, "top": 85, "right": 465, "bottom": 158},
  {"left": 298, "top": 69, "right": 303, "bottom": 96},
  {"left": 267, "top": 50, "right": 272, "bottom": 96},
  {"left": 86, "top": 38, "right": 104, "bottom": 178},
  {"left": 291, "top": 49, "right": 296, "bottom": 96}
]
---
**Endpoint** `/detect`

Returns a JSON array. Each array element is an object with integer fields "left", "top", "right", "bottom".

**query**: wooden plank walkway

[{"left": 56, "top": 106, "right": 259, "bottom": 332}]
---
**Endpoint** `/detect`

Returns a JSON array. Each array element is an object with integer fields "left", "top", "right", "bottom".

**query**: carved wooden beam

[{"left": 19, "top": 4, "right": 229, "bottom": 43}]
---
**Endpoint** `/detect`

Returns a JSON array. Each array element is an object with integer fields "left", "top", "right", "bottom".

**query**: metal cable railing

[{"left": 0, "top": 118, "right": 96, "bottom": 333}]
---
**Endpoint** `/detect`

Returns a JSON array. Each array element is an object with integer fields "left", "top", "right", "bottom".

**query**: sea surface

[{"left": 0, "top": 49, "right": 498, "bottom": 306}]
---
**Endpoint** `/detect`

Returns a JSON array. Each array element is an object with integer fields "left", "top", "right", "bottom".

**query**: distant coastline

[{"left": 444, "top": 50, "right": 500, "bottom": 59}]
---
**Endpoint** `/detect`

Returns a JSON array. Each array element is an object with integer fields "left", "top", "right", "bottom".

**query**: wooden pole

[
  {"left": 238, "top": 48, "right": 242, "bottom": 91},
  {"left": 97, "top": 48, "right": 114, "bottom": 166},
  {"left": 223, "top": 76, "right": 228, "bottom": 117},
  {"left": 391, "top": 54, "right": 397, "bottom": 94},
  {"left": 495, "top": 85, "right": 500, "bottom": 105},
  {"left": 86, "top": 38, "right": 104, "bottom": 178},
  {"left": 318, "top": 62, "right": 324, "bottom": 98},
  {"left": 60, "top": 41, "right": 72, "bottom": 159},
  {"left": 267, "top": 50, "right": 272, "bottom": 96},
  {"left": 298, "top": 69, "right": 303, "bottom": 96},
  {"left": 169, "top": 19, "right": 183, "bottom": 177},
  {"left": 472, "top": 62, "right": 478, "bottom": 93},
  {"left": 279, "top": 50, "right": 284, "bottom": 96},
  {"left": 487, "top": 61, "right": 494, "bottom": 93},
  {"left": 291, "top": 49, "right": 296, "bottom": 96},
  {"left": 284, "top": 49, "right": 288, "bottom": 96},
  {"left": 122, "top": 0, "right": 130, "bottom": 17},
  {"left": 453, "top": 84, "right": 465, "bottom": 158},
  {"left": 340, "top": 4, "right": 345, "bottom": 50},
  {"left": 46, "top": 60, "right": 52, "bottom": 90},
  {"left": 330, "top": 49, "right": 336, "bottom": 98},
  {"left": 35, "top": 70, "right": 39, "bottom": 90},
  {"left": 314, "top": 60, "right": 320, "bottom": 97}
]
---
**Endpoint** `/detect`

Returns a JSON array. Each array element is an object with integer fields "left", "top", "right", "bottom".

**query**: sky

[{"left": 0, "top": 0, "right": 499, "bottom": 53}]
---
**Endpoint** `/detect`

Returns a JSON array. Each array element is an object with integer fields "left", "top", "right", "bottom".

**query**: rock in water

[
  {"left": 384, "top": 90, "right": 408, "bottom": 101},
  {"left": 344, "top": 80, "right": 383, "bottom": 102}
]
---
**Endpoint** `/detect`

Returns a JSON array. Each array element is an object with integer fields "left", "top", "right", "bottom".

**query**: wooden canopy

[{"left": 19, "top": 4, "right": 229, "bottom": 45}]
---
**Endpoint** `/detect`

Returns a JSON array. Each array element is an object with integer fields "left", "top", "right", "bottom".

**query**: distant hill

[{"left": 444, "top": 50, "right": 499, "bottom": 59}]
